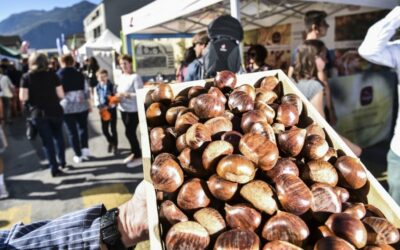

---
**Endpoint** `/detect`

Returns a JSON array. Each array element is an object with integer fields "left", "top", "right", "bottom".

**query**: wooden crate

[{"left": 136, "top": 70, "right": 400, "bottom": 250}]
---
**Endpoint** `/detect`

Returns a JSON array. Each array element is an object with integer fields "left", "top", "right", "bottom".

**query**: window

[
  {"left": 92, "top": 10, "right": 100, "bottom": 21},
  {"left": 93, "top": 26, "right": 101, "bottom": 39}
]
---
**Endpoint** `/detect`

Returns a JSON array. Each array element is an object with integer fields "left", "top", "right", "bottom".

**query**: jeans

[
  {"left": 33, "top": 116, "right": 66, "bottom": 173},
  {"left": 120, "top": 111, "right": 141, "bottom": 157},
  {"left": 101, "top": 108, "right": 118, "bottom": 146},
  {"left": 387, "top": 149, "right": 400, "bottom": 205},
  {"left": 64, "top": 111, "right": 89, "bottom": 157},
  {"left": 2, "top": 97, "right": 11, "bottom": 122}
]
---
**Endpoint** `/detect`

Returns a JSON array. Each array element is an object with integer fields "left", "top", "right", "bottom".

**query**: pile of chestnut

[{"left": 145, "top": 71, "right": 400, "bottom": 250}]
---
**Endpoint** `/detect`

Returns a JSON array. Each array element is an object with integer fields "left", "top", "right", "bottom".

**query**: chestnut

[
  {"left": 225, "top": 203, "right": 262, "bottom": 231},
  {"left": 239, "top": 132, "right": 279, "bottom": 171},
  {"left": 214, "top": 70, "right": 237, "bottom": 90},
  {"left": 207, "top": 174, "right": 238, "bottom": 201},
  {"left": 166, "top": 221, "right": 210, "bottom": 250},
  {"left": 281, "top": 93, "right": 303, "bottom": 115},
  {"left": 262, "top": 211, "right": 309, "bottom": 246},
  {"left": 185, "top": 123, "right": 212, "bottom": 149},
  {"left": 259, "top": 75, "right": 279, "bottom": 92},
  {"left": 320, "top": 147, "right": 338, "bottom": 162},
  {"left": 216, "top": 154, "right": 256, "bottom": 184},
  {"left": 178, "top": 148, "right": 208, "bottom": 177},
  {"left": 202, "top": 140, "right": 234, "bottom": 172},
  {"left": 276, "top": 103, "right": 299, "bottom": 127},
  {"left": 249, "top": 121, "right": 276, "bottom": 144},
  {"left": 255, "top": 88, "right": 278, "bottom": 104},
  {"left": 275, "top": 174, "right": 312, "bottom": 215},
  {"left": 150, "top": 127, "right": 175, "bottom": 155},
  {"left": 265, "top": 158, "right": 299, "bottom": 182},
  {"left": 176, "top": 133, "right": 187, "bottom": 153},
  {"left": 278, "top": 126, "right": 306, "bottom": 157},
  {"left": 364, "top": 244, "right": 396, "bottom": 250},
  {"left": 302, "top": 160, "right": 338, "bottom": 186},
  {"left": 151, "top": 153, "right": 183, "bottom": 193},
  {"left": 318, "top": 225, "right": 335, "bottom": 237},
  {"left": 188, "top": 97, "right": 197, "bottom": 109},
  {"left": 221, "top": 131, "right": 242, "bottom": 153},
  {"left": 241, "top": 110, "right": 268, "bottom": 133},
  {"left": 303, "top": 135, "right": 329, "bottom": 160},
  {"left": 363, "top": 217, "right": 400, "bottom": 245},
  {"left": 306, "top": 123, "right": 325, "bottom": 139},
  {"left": 343, "top": 202, "right": 366, "bottom": 219},
  {"left": 208, "top": 86, "right": 227, "bottom": 104},
  {"left": 204, "top": 116, "right": 233, "bottom": 137},
  {"left": 151, "top": 83, "right": 174, "bottom": 104},
  {"left": 335, "top": 156, "right": 367, "bottom": 189},
  {"left": 333, "top": 186, "right": 350, "bottom": 203},
  {"left": 175, "top": 111, "right": 199, "bottom": 135},
  {"left": 262, "top": 240, "right": 302, "bottom": 250},
  {"left": 223, "top": 110, "right": 235, "bottom": 120},
  {"left": 311, "top": 183, "right": 342, "bottom": 214},
  {"left": 365, "top": 204, "right": 387, "bottom": 218},
  {"left": 214, "top": 229, "right": 260, "bottom": 250},
  {"left": 146, "top": 102, "right": 167, "bottom": 127},
  {"left": 177, "top": 178, "right": 211, "bottom": 210},
  {"left": 160, "top": 200, "right": 188, "bottom": 225},
  {"left": 325, "top": 213, "right": 367, "bottom": 248},
  {"left": 240, "top": 180, "right": 277, "bottom": 215},
  {"left": 193, "top": 94, "right": 225, "bottom": 119},
  {"left": 228, "top": 91, "right": 254, "bottom": 113},
  {"left": 188, "top": 85, "right": 207, "bottom": 99},
  {"left": 272, "top": 122, "right": 285, "bottom": 134},
  {"left": 233, "top": 84, "right": 256, "bottom": 100},
  {"left": 314, "top": 236, "right": 356, "bottom": 250},
  {"left": 165, "top": 106, "right": 187, "bottom": 125},
  {"left": 193, "top": 207, "right": 226, "bottom": 235},
  {"left": 254, "top": 101, "right": 275, "bottom": 124}
]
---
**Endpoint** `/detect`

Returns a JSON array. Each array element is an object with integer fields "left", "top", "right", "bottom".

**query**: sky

[{"left": 0, "top": 0, "right": 102, "bottom": 22}]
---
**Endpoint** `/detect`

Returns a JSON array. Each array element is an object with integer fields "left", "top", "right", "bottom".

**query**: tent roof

[
  {"left": 0, "top": 44, "right": 20, "bottom": 59},
  {"left": 78, "top": 29, "right": 122, "bottom": 55},
  {"left": 122, "top": 0, "right": 397, "bottom": 35}
]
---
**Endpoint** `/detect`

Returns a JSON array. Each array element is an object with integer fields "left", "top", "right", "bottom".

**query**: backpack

[{"left": 204, "top": 15, "right": 244, "bottom": 78}]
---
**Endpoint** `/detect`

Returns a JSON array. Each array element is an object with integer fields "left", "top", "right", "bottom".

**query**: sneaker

[
  {"left": 123, "top": 153, "right": 135, "bottom": 164},
  {"left": 51, "top": 169, "right": 66, "bottom": 177},
  {"left": 82, "top": 148, "right": 91, "bottom": 159},
  {"left": 73, "top": 155, "right": 82, "bottom": 164},
  {"left": 0, "top": 185, "right": 9, "bottom": 199}
]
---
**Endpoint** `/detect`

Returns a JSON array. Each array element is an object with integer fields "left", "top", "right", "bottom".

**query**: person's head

[
  {"left": 28, "top": 53, "right": 49, "bottom": 72},
  {"left": 96, "top": 69, "right": 109, "bottom": 84},
  {"left": 247, "top": 44, "right": 268, "bottom": 67},
  {"left": 304, "top": 10, "right": 329, "bottom": 38},
  {"left": 60, "top": 54, "right": 75, "bottom": 68},
  {"left": 49, "top": 56, "right": 60, "bottom": 71},
  {"left": 192, "top": 31, "right": 210, "bottom": 58},
  {"left": 183, "top": 46, "right": 196, "bottom": 67},
  {"left": 89, "top": 57, "right": 99, "bottom": 70},
  {"left": 118, "top": 54, "right": 133, "bottom": 74},
  {"left": 293, "top": 39, "right": 327, "bottom": 81}
]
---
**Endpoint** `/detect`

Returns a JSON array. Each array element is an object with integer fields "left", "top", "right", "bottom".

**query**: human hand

[{"left": 117, "top": 180, "right": 149, "bottom": 247}]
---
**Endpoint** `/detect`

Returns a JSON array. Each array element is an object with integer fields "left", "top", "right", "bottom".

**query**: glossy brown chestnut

[
  {"left": 160, "top": 200, "right": 188, "bottom": 225},
  {"left": 214, "top": 229, "right": 260, "bottom": 250},
  {"left": 241, "top": 110, "right": 268, "bottom": 133},
  {"left": 276, "top": 103, "right": 299, "bottom": 127},
  {"left": 208, "top": 86, "right": 227, "bottom": 104},
  {"left": 216, "top": 154, "right": 256, "bottom": 184},
  {"left": 281, "top": 93, "right": 303, "bottom": 115},
  {"left": 151, "top": 83, "right": 174, "bottom": 104},
  {"left": 311, "top": 183, "right": 342, "bottom": 213},
  {"left": 178, "top": 148, "right": 207, "bottom": 177},
  {"left": 225, "top": 203, "right": 262, "bottom": 231},
  {"left": 275, "top": 174, "right": 312, "bottom": 215},
  {"left": 303, "top": 134, "right": 329, "bottom": 160},
  {"left": 325, "top": 212, "right": 367, "bottom": 248},
  {"left": 343, "top": 202, "right": 366, "bottom": 219},
  {"left": 207, "top": 174, "right": 238, "bottom": 201},
  {"left": 249, "top": 121, "right": 276, "bottom": 144},
  {"left": 335, "top": 156, "right": 367, "bottom": 189},
  {"left": 214, "top": 70, "right": 237, "bottom": 90},
  {"left": 193, "top": 207, "right": 226, "bottom": 235},
  {"left": 177, "top": 178, "right": 211, "bottom": 210},
  {"left": 204, "top": 116, "right": 233, "bottom": 137},
  {"left": 228, "top": 91, "right": 254, "bottom": 113},
  {"left": 188, "top": 97, "right": 197, "bottom": 109},
  {"left": 318, "top": 225, "right": 335, "bottom": 237},
  {"left": 223, "top": 110, "right": 235, "bottom": 120},
  {"left": 254, "top": 101, "right": 275, "bottom": 124},
  {"left": 233, "top": 84, "right": 256, "bottom": 100},
  {"left": 265, "top": 158, "right": 299, "bottom": 182},
  {"left": 240, "top": 180, "right": 277, "bottom": 215},
  {"left": 174, "top": 111, "right": 199, "bottom": 135},
  {"left": 165, "top": 106, "right": 187, "bottom": 125},
  {"left": 314, "top": 236, "right": 356, "bottom": 250},
  {"left": 303, "top": 160, "right": 338, "bottom": 186},
  {"left": 259, "top": 75, "right": 279, "bottom": 91},
  {"left": 146, "top": 102, "right": 167, "bottom": 127},
  {"left": 166, "top": 221, "right": 210, "bottom": 250},
  {"left": 150, "top": 127, "right": 175, "bottom": 155},
  {"left": 262, "top": 240, "right": 302, "bottom": 250},
  {"left": 262, "top": 211, "right": 309, "bottom": 246},
  {"left": 364, "top": 244, "right": 396, "bottom": 250},
  {"left": 188, "top": 86, "right": 207, "bottom": 99},
  {"left": 176, "top": 133, "right": 187, "bottom": 153},
  {"left": 272, "top": 122, "right": 285, "bottom": 134},
  {"left": 255, "top": 88, "right": 278, "bottom": 104},
  {"left": 221, "top": 131, "right": 242, "bottom": 153},
  {"left": 185, "top": 123, "right": 212, "bottom": 149},
  {"left": 365, "top": 204, "right": 387, "bottom": 218},
  {"left": 193, "top": 94, "right": 225, "bottom": 119},
  {"left": 277, "top": 126, "right": 306, "bottom": 157},
  {"left": 202, "top": 140, "right": 234, "bottom": 172},
  {"left": 363, "top": 217, "right": 400, "bottom": 245},
  {"left": 306, "top": 123, "right": 325, "bottom": 139},
  {"left": 333, "top": 186, "right": 350, "bottom": 203},
  {"left": 320, "top": 147, "right": 338, "bottom": 162},
  {"left": 239, "top": 132, "right": 279, "bottom": 171},
  {"left": 151, "top": 153, "right": 184, "bottom": 193}
]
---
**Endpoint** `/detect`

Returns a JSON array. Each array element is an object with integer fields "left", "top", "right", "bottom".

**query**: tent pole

[{"left": 230, "top": 0, "right": 241, "bottom": 20}]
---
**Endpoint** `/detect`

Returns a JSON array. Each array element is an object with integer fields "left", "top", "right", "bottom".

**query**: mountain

[{"left": 0, "top": 1, "right": 96, "bottom": 49}]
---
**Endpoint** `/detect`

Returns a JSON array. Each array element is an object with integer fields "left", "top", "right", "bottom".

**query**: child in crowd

[{"left": 95, "top": 69, "right": 118, "bottom": 154}]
